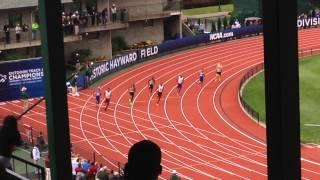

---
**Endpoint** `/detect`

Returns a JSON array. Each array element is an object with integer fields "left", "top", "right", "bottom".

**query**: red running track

[{"left": 1, "top": 29, "right": 320, "bottom": 179}]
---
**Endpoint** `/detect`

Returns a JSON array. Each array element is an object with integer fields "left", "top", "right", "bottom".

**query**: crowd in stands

[
  {"left": 1, "top": 3, "right": 126, "bottom": 43},
  {"left": 298, "top": 9, "right": 320, "bottom": 19},
  {"left": 71, "top": 155, "right": 124, "bottom": 180}
]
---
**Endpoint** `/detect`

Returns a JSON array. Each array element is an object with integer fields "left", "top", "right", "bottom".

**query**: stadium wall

[
  {"left": 64, "top": 31, "right": 113, "bottom": 60},
  {"left": 112, "top": 19, "right": 164, "bottom": 45}
]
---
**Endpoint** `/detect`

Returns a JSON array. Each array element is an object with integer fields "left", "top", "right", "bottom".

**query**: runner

[
  {"left": 128, "top": 83, "right": 136, "bottom": 105},
  {"left": 94, "top": 86, "right": 101, "bottom": 106},
  {"left": 156, "top": 83, "right": 164, "bottom": 105},
  {"left": 198, "top": 69, "right": 205, "bottom": 87},
  {"left": 104, "top": 88, "right": 112, "bottom": 111},
  {"left": 148, "top": 76, "right": 155, "bottom": 96},
  {"left": 177, "top": 74, "right": 184, "bottom": 96},
  {"left": 215, "top": 62, "right": 223, "bottom": 82}
]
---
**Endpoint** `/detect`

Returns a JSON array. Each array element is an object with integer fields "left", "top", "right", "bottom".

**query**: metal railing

[
  {"left": 238, "top": 63, "right": 264, "bottom": 122},
  {"left": 298, "top": 46, "right": 320, "bottom": 58},
  {"left": 11, "top": 154, "right": 45, "bottom": 180},
  {"left": 18, "top": 122, "right": 124, "bottom": 176},
  {"left": 238, "top": 46, "right": 320, "bottom": 123},
  {"left": 0, "top": 18, "right": 128, "bottom": 50}
]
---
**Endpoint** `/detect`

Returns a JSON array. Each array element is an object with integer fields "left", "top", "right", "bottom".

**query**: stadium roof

[{"left": 0, "top": 0, "right": 73, "bottom": 10}]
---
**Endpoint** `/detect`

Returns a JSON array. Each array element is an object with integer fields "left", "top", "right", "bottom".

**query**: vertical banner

[{"left": 0, "top": 58, "right": 44, "bottom": 101}]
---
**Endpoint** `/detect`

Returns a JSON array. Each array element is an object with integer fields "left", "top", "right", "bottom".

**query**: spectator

[
  {"left": 22, "top": 24, "right": 29, "bottom": 32},
  {"left": 45, "top": 153, "right": 51, "bottom": 180},
  {"left": 97, "top": 12, "right": 102, "bottom": 25},
  {"left": 95, "top": 166, "right": 108, "bottom": 180},
  {"left": 170, "top": 170, "right": 181, "bottom": 180},
  {"left": 32, "top": 22, "right": 39, "bottom": 40},
  {"left": 15, "top": 24, "right": 22, "bottom": 42},
  {"left": 312, "top": 9, "right": 316, "bottom": 17},
  {"left": 0, "top": 116, "right": 22, "bottom": 170},
  {"left": 111, "top": 4, "right": 117, "bottom": 23},
  {"left": 32, "top": 144, "right": 41, "bottom": 174},
  {"left": 87, "top": 162, "right": 98, "bottom": 179},
  {"left": 75, "top": 12, "right": 80, "bottom": 35},
  {"left": 108, "top": 170, "right": 114, "bottom": 180},
  {"left": 71, "top": 157, "right": 80, "bottom": 179},
  {"left": 91, "top": 6, "right": 97, "bottom": 25},
  {"left": 37, "top": 131, "right": 46, "bottom": 151},
  {"left": 82, "top": 159, "right": 91, "bottom": 172},
  {"left": 75, "top": 163, "right": 86, "bottom": 180},
  {"left": 102, "top": 8, "right": 107, "bottom": 24},
  {"left": 124, "top": 140, "right": 162, "bottom": 180},
  {"left": 3, "top": 24, "right": 10, "bottom": 43}
]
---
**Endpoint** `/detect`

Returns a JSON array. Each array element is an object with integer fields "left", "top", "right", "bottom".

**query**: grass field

[
  {"left": 243, "top": 55, "right": 320, "bottom": 144},
  {"left": 182, "top": 4, "right": 234, "bottom": 16}
]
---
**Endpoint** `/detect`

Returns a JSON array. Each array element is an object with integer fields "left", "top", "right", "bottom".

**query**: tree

[
  {"left": 211, "top": 21, "right": 217, "bottom": 32},
  {"left": 217, "top": 18, "right": 222, "bottom": 31},
  {"left": 223, "top": 16, "right": 228, "bottom": 29},
  {"left": 229, "top": 17, "right": 235, "bottom": 27}
]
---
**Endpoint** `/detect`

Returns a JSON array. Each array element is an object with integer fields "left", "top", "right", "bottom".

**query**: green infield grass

[
  {"left": 242, "top": 55, "right": 320, "bottom": 144},
  {"left": 182, "top": 4, "right": 234, "bottom": 16}
]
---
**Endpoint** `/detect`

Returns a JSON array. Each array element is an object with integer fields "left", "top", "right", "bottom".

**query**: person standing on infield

[
  {"left": 148, "top": 76, "right": 155, "bottom": 96},
  {"left": 21, "top": 86, "right": 29, "bottom": 112},
  {"left": 128, "top": 83, "right": 136, "bottom": 105},
  {"left": 176, "top": 74, "right": 184, "bottom": 96},
  {"left": 94, "top": 86, "right": 101, "bottom": 106},
  {"left": 156, "top": 83, "right": 164, "bottom": 105},
  {"left": 104, "top": 88, "right": 112, "bottom": 111},
  {"left": 215, "top": 62, "right": 223, "bottom": 82}
]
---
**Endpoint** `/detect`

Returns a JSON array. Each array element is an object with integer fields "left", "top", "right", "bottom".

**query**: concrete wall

[
  {"left": 164, "top": 15, "right": 182, "bottom": 40},
  {"left": 112, "top": 19, "right": 164, "bottom": 45},
  {"left": 110, "top": 0, "right": 164, "bottom": 20},
  {"left": 64, "top": 31, "right": 112, "bottom": 61}
]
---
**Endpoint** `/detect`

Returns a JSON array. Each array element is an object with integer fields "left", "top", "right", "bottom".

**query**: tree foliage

[
  {"left": 211, "top": 21, "right": 217, "bottom": 32},
  {"left": 223, "top": 16, "right": 228, "bottom": 29},
  {"left": 217, "top": 18, "right": 222, "bottom": 31}
]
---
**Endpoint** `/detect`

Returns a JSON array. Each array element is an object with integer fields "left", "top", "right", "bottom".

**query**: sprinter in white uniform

[
  {"left": 148, "top": 76, "right": 155, "bottom": 96},
  {"left": 104, "top": 88, "right": 112, "bottom": 111},
  {"left": 177, "top": 75, "right": 184, "bottom": 96},
  {"left": 156, "top": 83, "right": 164, "bottom": 105}
]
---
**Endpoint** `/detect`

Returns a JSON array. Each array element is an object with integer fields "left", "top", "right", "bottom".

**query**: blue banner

[{"left": 0, "top": 58, "right": 44, "bottom": 101}]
